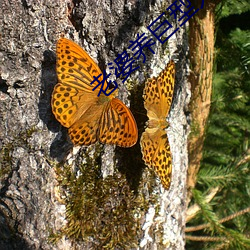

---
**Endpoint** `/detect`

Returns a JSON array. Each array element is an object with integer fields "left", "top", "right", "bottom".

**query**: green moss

[
  {"left": 125, "top": 79, "right": 139, "bottom": 91},
  {"left": 0, "top": 126, "right": 38, "bottom": 178},
  {"left": 0, "top": 144, "right": 13, "bottom": 178},
  {"left": 25, "top": 126, "right": 38, "bottom": 138},
  {"left": 189, "top": 120, "right": 201, "bottom": 139},
  {"left": 51, "top": 150, "right": 156, "bottom": 248}
]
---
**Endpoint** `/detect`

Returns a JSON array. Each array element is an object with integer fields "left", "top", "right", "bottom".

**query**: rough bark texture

[
  {"left": 0, "top": 0, "right": 189, "bottom": 249},
  {"left": 187, "top": 0, "right": 217, "bottom": 203}
]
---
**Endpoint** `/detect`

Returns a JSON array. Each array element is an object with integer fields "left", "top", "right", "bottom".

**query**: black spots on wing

[{"left": 58, "top": 108, "right": 63, "bottom": 114}]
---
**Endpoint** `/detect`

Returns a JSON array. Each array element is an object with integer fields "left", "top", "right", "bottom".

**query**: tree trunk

[
  {"left": 187, "top": 0, "right": 218, "bottom": 204},
  {"left": 0, "top": 1, "right": 189, "bottom": 249}
]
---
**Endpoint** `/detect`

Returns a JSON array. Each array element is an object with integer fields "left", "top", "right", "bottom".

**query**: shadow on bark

[
  {"left": 116, "top": 81, "right": 147, "bottom": 191},
  {"left": 39, "top": 50, "right": 73, "bottom": 161},
  {"left": 0, "top": 209, "right": 33, "bottom": 250}
]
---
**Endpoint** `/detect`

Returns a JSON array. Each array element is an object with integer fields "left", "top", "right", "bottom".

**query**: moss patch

[
  {"left": 0, "top": 126, "right": 38, "bottom": 180},
  {"left": 51, "top": 152, "right": 155, "bottom": 249}
]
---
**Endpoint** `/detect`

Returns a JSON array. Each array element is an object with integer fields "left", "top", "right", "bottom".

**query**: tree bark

[
  {"left": 0, "top": 1, "right": 189, "bottom": 249},
  {"left": 187, "top": 0, "right": 218, "bottom": 204}
]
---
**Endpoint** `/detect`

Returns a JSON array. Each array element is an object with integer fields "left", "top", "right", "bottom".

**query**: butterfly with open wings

[
  {"left": 51, "top": 38, "right": 138, "bottom": 147},
  {"left": 140, "top": 60, "right": 175, "bottom": 189}
]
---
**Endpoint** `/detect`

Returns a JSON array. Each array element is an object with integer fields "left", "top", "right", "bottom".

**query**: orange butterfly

[
  {"left": 51, "top": 38, "right": 138, "bottom": 147},
  {"left": 140, "top": 61, "right": 175, "bottom": 189}
]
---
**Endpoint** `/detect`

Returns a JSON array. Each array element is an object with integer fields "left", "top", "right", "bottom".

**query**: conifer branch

[
  {"left": 185, "top": 206, "right": 250, "bottom": 232},
  {"left": 186, "top": 187, "right": 219, "bottom": 222},
  {"left": 236, "top": 149, "right": 250, "bottom": 168},
  {"left": 185, "top": 235, "right": 227, "bottom": 242}
]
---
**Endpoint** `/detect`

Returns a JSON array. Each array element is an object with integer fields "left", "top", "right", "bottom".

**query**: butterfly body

[
  {"left": 52, "top": 38, "right": 138, "bottom": 147},
  {"left": 140, "top": 60, "right": 175, "bottom": 190},
  {"left": 147, "top": 117, "right": 169, "bottom": 130}
]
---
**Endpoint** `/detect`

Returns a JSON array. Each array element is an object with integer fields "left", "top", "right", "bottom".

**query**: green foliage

[
  {"left": 219, "top": 0, "right": 250, "bottom": 17},
  {"left": 187, "top": 1, "right": 250, "bottom": 249},
  {"left": 197, "top": 165, "right": 239, "bottom": 188},
  {"left": 192, "top": 189, "right": 225, "bottom": 233}
]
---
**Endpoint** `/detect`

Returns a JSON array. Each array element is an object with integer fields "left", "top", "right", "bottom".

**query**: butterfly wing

[
  {"left": 52, "top": 38, "right": 107, "bottom": 128},
  {"left": 140, "top": 128, "right": 172, "bottom": 190},
  {"left": 52, "top": 38, "right": 138, "bottom": 147},
  {"left": 98, "top": 98, "right": 138, "bottom": 147},
  {"left": 140, "top": 60, "right": 175, "bottom": 189},
  {"left": 52, "top": 82, "right": 97, "bottom": 128},
  {"left": 56, "top": 38, "right": 108, "bottom": 92},
  {"left": 143, "top": 60, "right": 175, "bottom": 120},
  {"left": 67, "top": 101, "right": 106, "bottom": 145}
]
